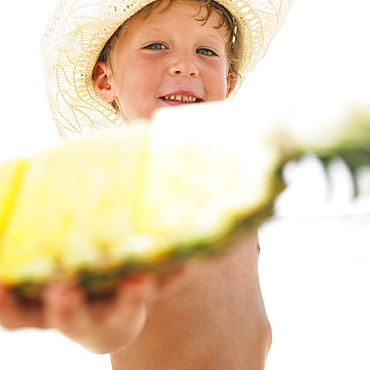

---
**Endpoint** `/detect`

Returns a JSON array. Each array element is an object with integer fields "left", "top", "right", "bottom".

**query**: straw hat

[{"left": 43, "top": 0, "right": 292, "bottom": 142}]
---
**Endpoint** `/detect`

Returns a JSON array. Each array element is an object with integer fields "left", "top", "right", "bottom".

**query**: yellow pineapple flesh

[
  {"left": 0, "top": 157, "right": 27, "bottom": 234},
  {"left": 0, "top": 126, "right": 150, "bottom": 298},
  {"left": 0, "top": 110, "right": 281, "bottom": 300}
]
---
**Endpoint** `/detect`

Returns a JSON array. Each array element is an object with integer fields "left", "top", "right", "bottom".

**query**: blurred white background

[{"left": 0, "top": 0, "right": 370, "bottom": 368}]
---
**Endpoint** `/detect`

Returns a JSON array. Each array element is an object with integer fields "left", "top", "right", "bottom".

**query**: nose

[{"left": 168, "top": 52, "right": 199, "bottom": 77}]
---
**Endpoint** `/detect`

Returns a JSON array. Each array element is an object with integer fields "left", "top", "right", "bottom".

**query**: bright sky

[{"left": 0, "top": 0, "right": 369, "bottom": 369}]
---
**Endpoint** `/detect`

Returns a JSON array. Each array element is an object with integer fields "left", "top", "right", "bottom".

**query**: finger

[
  {"left": 107, "top": 276, "right": 156, "bottom": 327},
  {"left": 43, "top": 278, "right": 156, "bottom": 354},
  {"left": 119, "top": 275, "right": 157, "bottom": 306},
  {"left": 41, "top": 280, "right": 146, "bottom": 340},
  {"left": 0, "top": 285, "right": 45, "bottom": 329},
  {"left": 43, "top": 283, "right": 91, "bottom": 333},
  {"left": 82, "top": 276, "right": 156, "bottom": 353}
]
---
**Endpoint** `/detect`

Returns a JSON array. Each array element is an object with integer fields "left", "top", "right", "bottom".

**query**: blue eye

[
  {"left": 197, "top": 48, "right": 217, "bottom": 56},
  {"left": 145, "top": 43, "right": 166, "bottom": 50}
]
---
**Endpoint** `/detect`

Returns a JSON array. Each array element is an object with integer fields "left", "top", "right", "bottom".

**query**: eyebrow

[
  {"left": 134, "top": 28, "right": 165, "bottom": 40},
  {"left": 135, "top": 27, "right": 226, "bottom": 44}
]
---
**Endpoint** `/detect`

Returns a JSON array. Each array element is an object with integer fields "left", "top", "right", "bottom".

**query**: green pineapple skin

[{"left": 282, "top": 100, "right": 370, "bottom": 196}]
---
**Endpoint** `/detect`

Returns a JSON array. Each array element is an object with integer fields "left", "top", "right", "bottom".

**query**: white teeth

[{"left": 164, "top": 95, "right": 197, "bottom": 102}]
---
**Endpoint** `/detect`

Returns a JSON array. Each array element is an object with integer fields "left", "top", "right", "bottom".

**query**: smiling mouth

[{"left": 161, "top": 95, "right": 202, "bottom": 103}]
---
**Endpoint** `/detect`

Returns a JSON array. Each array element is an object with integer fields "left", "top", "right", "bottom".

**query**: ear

[
  {"left": 226, "top": 71, "right": 238, "bottom": 98},
  {"left": 93, "top": 62, "right": 116, "bottom": 102}
]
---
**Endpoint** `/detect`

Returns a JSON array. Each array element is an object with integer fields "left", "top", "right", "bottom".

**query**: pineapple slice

[
  {"left": 0, "top": 100, "right": 369, "bottom": 300},
  {"left": 0, "top": 112, "right": 282, "bottom": 299}
]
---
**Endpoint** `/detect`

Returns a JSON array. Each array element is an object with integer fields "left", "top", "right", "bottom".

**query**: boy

[{"left": 0, "top": 0, "right": 291, "bottom": 368}]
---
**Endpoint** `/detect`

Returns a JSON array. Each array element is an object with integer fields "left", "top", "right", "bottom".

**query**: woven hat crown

[{"left": 43, "top": 0, "right": 292, "bottom": 141}]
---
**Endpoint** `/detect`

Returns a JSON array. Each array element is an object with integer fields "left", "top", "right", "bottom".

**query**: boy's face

[{"left": 94, "top": 0, "right": 236, "bottom": 121}]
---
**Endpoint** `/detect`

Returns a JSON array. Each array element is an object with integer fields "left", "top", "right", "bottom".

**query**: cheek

[
  {"left": 207, "top": 66, "right": 230, "bottom": 97},
  {"left": 112, "top": 65, "right": 147, "bottom": 101},
  {"left": 124, "top": 60, "right": 160, "bottom": 91},
  {"left": 116, "top": 70, "right": 158, "bottom": 120}
]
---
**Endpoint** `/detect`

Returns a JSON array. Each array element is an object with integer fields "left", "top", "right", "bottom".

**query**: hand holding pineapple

[{"left": 0, "top": 275, "right": 159, "bottom": 354}]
